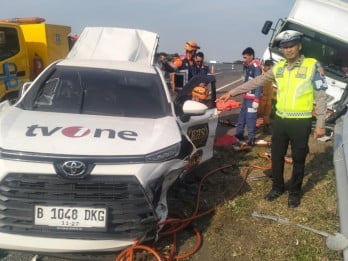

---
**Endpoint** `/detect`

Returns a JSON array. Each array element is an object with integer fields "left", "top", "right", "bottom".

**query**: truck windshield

[
  {"left": 271, "top": 23, "right": 348, "bottom": 79},
  {"left": 20, "top": 65, "right": 170, "bottom": 118},
  {"left": 0, "top": 27, "right": 20, "bottom": 61}
]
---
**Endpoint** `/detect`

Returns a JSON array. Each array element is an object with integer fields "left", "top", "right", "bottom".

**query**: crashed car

[{"left": 0, "top": 27, "right": 218, "bottom": 253}]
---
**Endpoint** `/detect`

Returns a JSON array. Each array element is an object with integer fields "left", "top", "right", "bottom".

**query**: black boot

[
  {"left": 262, "top": 124, "right": 271, "bottom": 135},
  {"left": 248, "top": 138, "right": 255, "bottom": 146},
  {"left": 288, "top": 193, "right": 301, "bottom": 208},
  {"left": 264, "top": 189, "right": 284, "bottom": 201}
]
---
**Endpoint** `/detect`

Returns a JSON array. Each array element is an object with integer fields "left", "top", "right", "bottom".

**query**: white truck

[
  {"left": 261, "top": 0, "right": 348, "bottom": 111},
  {"left": 263, "top": 1, "right": 348, "bottom": 259}
]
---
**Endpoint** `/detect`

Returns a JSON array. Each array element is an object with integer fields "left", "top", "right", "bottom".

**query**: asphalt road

[
  {"left": 0, "top": 63, "right": 244, "bottom": 261},
  {"left": 213, "top": 63, "right": 244, "bottom": 137},
  {"left": 214, "top": 63, "right": 244, "bottom": 93}
]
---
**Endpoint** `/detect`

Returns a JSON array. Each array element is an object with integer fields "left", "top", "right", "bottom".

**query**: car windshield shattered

[{"left": 19, "top": 65, "right": 169, "bottom": 118}]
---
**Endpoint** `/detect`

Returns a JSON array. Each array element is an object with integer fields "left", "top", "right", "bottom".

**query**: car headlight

[{"left": 145, "top": 143, "right": 181, "bottom": 163}]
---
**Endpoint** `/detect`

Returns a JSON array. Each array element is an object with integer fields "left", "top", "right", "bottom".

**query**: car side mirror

[
  {"left": 262, "top": 20, "right": 273, "bottom": 35},
  {"left": 182, "top": 100, "right": 208, "bottom": 115}
]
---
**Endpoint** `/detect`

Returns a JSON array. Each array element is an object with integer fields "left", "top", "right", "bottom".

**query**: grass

[{"left": 170, "top": 133, "right": 343, "bottom": 261}]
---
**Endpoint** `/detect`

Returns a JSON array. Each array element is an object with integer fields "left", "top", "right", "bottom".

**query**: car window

[
  {"left": 23, "top": 65, "right": 170, "bottom": 118},
  {"left": 0, "top": 27, "right": 20, "bottom": 61},
  {"left": 174, "top": 74, "right": 217, "bottom": 115},
  {"left": 34, "top": 78, "right": 59, "bottom": 106}
]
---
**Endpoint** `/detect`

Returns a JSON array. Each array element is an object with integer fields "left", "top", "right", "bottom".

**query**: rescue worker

[
  {"left": 181, "top": 40, "right": 200, "bottom": 67},
  {"left": 166, "top": 40, "right": 201, "bottom": 94},
  {"left": 172, "top": 40, "right": 200, "bottom": 76},
  {"left": 218, "top": 30, "right": 327, "bottom": 208},
  {"left": 257, "top": 59, "right": 274, "bottom": 133},
  {"left": 189, "top": 51, "right": 210, "bottom": 78},
  {"left": 234, "top": 47, "right": 262, "bottom": 146},
  {"left": 157, "top": 52, "right": 176, "bottom": 90}
]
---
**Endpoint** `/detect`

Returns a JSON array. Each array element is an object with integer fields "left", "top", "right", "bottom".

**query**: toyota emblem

[{"left": 61, "top": 161, "right": 86, "bottom": 176}]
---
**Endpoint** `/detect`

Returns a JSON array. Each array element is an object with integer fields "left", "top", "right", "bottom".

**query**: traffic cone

[{"left": 210, "top": 64, "right": 215, "bottom": 74}]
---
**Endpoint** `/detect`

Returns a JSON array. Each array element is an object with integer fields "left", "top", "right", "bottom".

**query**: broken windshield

[{"left": 21, "top": 65, "right": 170, "bottom": 118}]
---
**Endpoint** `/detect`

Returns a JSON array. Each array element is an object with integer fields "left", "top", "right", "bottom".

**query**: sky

[{"left": 1, "top": 0, "right": 300, "bottom": 62}]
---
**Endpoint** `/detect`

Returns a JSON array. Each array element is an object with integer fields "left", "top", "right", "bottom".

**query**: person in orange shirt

[
  {"left": 169, "top": 40, "right": 201, "bottom": 93},
  {"left": 257, "top": 59, "right": 274, "bottom": 133}
]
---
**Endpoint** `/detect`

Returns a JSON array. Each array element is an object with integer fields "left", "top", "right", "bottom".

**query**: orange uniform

[{"left": 257, "top": 61, "right": 274, "bottom": 126}]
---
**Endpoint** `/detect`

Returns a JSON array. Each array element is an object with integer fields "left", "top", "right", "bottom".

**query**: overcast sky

[{"left": 2, "top": 0, "right": 302, "bottom": 62}]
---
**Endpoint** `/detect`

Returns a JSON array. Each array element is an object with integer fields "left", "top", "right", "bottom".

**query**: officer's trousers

[{"left": 271, "top": 115, "right": 312, "bottom": 194}]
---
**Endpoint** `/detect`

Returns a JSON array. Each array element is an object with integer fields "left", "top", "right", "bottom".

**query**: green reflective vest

[{"left": 273, "top": 58, "right": 317, "bottom": 119}]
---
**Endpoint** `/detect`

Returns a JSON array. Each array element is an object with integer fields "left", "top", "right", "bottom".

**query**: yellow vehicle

[{"left": 0, "top": 17, "right": 71, "bottom": 102}]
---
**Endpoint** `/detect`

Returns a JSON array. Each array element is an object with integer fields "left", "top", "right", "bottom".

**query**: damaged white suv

[{"left": 0, "top": 27, "right": 218, "bottom": 253}]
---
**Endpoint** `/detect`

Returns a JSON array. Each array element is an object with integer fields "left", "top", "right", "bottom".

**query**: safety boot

[
  {"left": 247, "top": 138, "right": 255, "bottom": 146},
  {"left": 264, "top": 189, "right": 284, "bottom": 201},
  {"left": 288, "top": 193, "right": 301, "bottom": 208}
]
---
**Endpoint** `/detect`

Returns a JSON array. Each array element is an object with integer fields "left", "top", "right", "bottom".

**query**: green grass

[{"left": 181, "top": 135, "right": 343, "bottom": 260}]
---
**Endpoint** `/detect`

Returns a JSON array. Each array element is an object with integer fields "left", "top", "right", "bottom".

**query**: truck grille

[{"left": 0, "top": 173, "right": 157, "bottom": 240}]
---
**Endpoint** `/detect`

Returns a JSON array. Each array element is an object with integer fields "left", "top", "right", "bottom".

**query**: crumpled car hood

[{"left": 0, "top": 107, "right": 181, "bottom": 155}]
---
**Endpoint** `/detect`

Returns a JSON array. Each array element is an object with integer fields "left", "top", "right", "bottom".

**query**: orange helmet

[
  {"left": 184, "top": 40, "right": 200, "bottom": 52},
  {"left": 192, "top": 86, "right": 209, "bottom": 100},
  {"left": 172, "top": 57, "right": 183, "bottom": 68}
]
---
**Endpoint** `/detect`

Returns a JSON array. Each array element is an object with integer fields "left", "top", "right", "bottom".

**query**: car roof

[
  {"left": 67, "top": 27, "right": 159, "bottom": 66},
  {"left": 57, "top": 59, "right": 157, "bottom": 74}
]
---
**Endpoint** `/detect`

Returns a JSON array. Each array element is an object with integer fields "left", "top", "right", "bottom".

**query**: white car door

[{"left": 175, "top": 75, "right": 219, "bottom": 164}]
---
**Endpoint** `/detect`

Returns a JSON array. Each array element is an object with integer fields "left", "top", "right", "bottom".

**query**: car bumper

[
  {"left": 0, "top": 158, "right": 187, "bottom": 252},
  {"left": 0, "top": 232, "right": 133, "bottom": 253}
]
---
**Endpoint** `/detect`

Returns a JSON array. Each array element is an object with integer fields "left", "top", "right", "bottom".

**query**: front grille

[{"left": 0, "top": 173, "right": 157, "bottom": 240}]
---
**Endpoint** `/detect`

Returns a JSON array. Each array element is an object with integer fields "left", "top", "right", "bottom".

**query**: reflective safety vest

[{"left": 273, "top": 58, "right": 317, "bottom": 119}]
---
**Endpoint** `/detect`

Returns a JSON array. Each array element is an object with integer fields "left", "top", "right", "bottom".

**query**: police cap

[{"left": 275, "top": 30, "right": 303, "bottom": 48}]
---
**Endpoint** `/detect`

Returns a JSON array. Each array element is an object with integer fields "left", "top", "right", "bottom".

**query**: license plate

[
  {"left": 34, "top": 205, "right": 107, "bottom": 230},
  {"left": 187, "top": 124, "right": 209, "bottom": 148}
]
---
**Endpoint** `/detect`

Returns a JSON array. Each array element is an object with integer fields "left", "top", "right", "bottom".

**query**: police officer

[{"left": 219, "top": 30, "right": 327, "bottom": 208}]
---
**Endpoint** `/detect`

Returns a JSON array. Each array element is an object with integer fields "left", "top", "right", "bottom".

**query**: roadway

[
  {"left": 212, "top": 62, "right": 244, "bottom": 94},
  {"left": 212, "top": 62, "right": 244, "bottom": 136}
]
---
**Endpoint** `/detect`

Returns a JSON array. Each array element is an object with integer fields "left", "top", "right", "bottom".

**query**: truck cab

[
  {"left": 261, "top": 0, "right": 348, "bottom": 111},
  {"left": 0, "top": 18, "right": 71, "bottom": 102},
  {"left": 0, "top": 22, "right": 28, "bottom": 101}
]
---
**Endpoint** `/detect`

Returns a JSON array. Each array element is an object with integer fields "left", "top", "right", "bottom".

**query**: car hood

[{"left": 0, "top": 107, "right": 181, "bottom": 155}]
